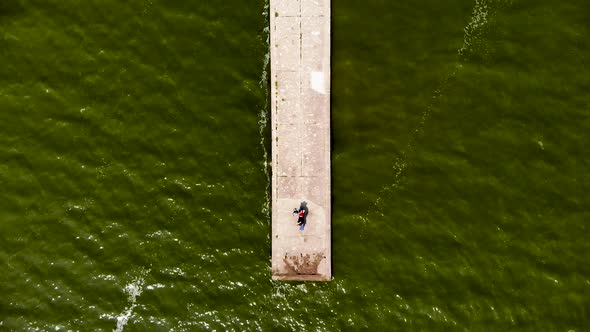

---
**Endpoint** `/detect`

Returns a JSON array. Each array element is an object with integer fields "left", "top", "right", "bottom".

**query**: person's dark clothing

[
  {"left": 296, "top": 202, "right": 308, "bottom": 226},
  {"left": 297, "top": 209, "right": 305, "bottom": 225}
]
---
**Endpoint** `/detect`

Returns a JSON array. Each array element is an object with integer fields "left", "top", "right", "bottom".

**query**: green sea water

[{"left": 1, "top": 0, "right": 589, "bottom": 331}]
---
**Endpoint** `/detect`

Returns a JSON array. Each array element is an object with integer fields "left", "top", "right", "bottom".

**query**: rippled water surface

[{"left": 1, "top": 0, "right": 589, "bottom": 330}]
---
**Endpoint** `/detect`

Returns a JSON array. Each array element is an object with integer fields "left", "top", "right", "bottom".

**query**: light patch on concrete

[{"left": 310, "top": 71, "right": 326, "bottom": 94}]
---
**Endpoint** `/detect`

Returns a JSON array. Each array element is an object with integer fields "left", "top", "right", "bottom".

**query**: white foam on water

[
  {"left": 94, "top": 274, "right": 117, "bottom": 281},
  {"left": 112, "top": 270, "right": 149, "bottom": 332},
  {"left": 459, "top": 0, "right": 490, "bottom": 57},
  {"left": 371, "top": 0, "right": 504, "bottom": 215},
  {"left": 258, "top": 0, "right": 272, "bottom": 219},
  {"left": 146, "top": 230, "right": 172, "bottom": 238},
  {"left": 162, "top": 267, "right": 185, "bottom": 277},
  {"left": 146, "top": 283, "right": 166, "bottom": 290}
]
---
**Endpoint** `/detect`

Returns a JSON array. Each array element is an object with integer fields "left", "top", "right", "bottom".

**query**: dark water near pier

[{"left": 1, "top": 0, "right": 589, "bottom": 330}]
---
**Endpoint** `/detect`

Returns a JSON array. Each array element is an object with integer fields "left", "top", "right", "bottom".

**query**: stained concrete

[{"left": 270, "top": 0, "right": 331, "bottom": 281}]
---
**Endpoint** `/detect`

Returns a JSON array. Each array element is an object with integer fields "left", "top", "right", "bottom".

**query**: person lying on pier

[{"left": 293, "top": 201, "right": 309, "bottom": 226}]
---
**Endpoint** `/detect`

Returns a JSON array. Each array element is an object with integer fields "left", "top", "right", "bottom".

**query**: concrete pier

[{"left": 270, "top": 0, "right": 331, "bottom": 281}]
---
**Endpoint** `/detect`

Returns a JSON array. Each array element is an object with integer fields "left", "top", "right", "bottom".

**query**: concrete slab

[
  {"left": 301, "top": 0, "right": 327, "bottom": 17},
  {"left": 301, "top": 17, "right": 329, "bottom": 73},
  {"left": 301, "top": 76, "right": 330, "bottom": 123},
  {"left": 273, "top": 33, "right": 300, "bottom": 72},
  {"left": 275, "top": 124, "right": 301, "bottom": 177},
  {"left": 275, "top": 16, "right": 300, "bottom": 35},
  {"left": 270, "top": 0, "right": 331, "bottom": 281},
  {"left": 301, "top": 123, "right": 328, "bottom": 176},
  {"left": 276, "top": 71, "right": 300, "bottom": 124},
  {"left": 273, "top": 0, "right": 301, "bottom": 17}
]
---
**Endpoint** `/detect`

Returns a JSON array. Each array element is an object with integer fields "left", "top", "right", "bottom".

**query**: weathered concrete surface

[{"left": 270, "top": 0, "right": 331, "bottom": 281}]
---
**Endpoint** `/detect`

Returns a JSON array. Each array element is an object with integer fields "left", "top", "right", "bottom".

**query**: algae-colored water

[{"left": 1, "top": 0, "right": 589, "bottom": 330}]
